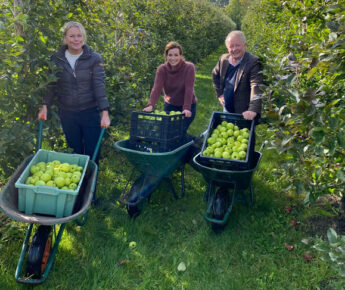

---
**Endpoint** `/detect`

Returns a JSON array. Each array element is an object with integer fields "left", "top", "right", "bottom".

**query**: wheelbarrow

[
  {"left": 114, "top": 138, "right": 194, "bottom": 217},
  {"left": 0, "top": 119, "right": 106, "bottom": 284},
  {"left": 192, "top": 142, "right": 266, "bottom": 232}
]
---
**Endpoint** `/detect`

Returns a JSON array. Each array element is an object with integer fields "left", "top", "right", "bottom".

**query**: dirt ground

[{"left": 305, "top": 194, "right": 345, "bottom": 238}]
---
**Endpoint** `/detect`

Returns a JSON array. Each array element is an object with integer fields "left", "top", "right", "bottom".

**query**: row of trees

[
  {"left": 0, "top": 0, "right": 235, "bottom": 178},
  {"left": 234, "top": 0, "right": 345, "bottom": 203}
]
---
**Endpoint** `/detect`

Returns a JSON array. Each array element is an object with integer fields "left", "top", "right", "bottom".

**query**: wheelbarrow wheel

[
  {"left": 26, "top": 225, "right": 52, "bottom": 278},
  {"left": 211, "top": 187, "right": 230, "bottom": 233},
  {"left": 127, "top": 204, "right": 141, "bottom": 218}
]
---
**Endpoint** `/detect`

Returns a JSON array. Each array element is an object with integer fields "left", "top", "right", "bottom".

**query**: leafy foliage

[
  {"left": 224, "top": 0, "right": 253, "bottom": 29},
  {"left": 241, "top": 0, "right": 345, "bottom": 204},
  {"left": 0, "top": 0, "right": 235, "bottom": 178},
  {"left": 313, "top": 228, "right": 345, "bottom": 286}
]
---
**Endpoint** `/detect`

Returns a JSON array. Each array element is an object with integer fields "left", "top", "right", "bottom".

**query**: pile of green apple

[
  {"left": 25, "top": 160, "right": 84, "bottom": 191},
  {"left": 202, "top": 121, "right": 250, "bottom": 160},
  {"left": 153, "top": 110, "right": 181, "bottom": 116}
]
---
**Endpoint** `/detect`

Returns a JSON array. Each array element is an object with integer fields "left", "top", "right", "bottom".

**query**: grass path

[{"left": 0, "top": 47, "right": 335, "bottom": 289}]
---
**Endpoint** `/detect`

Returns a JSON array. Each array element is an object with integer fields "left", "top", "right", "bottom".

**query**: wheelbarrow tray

[
  {"left": 114, "top": 139, "right": 194, "bottom": 177},
  {"left": 193, "top": 151, "right": 262, "bottom": 190},
  {"left": 0, "top": 155, "right": 97, "bottom": 226}
]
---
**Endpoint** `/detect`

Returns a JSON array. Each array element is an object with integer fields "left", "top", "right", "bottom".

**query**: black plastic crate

[
  {"left": 128, "top": 136, "right": 184, "bottom": 153},
  {"left": 200, "top": 112, "right": 255, "bottom": 170},
  {"left": 130, "top": 111, "right": 185, "bottom": 142}
]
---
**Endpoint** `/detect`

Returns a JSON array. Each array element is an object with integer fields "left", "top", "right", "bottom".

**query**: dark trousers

[
  {"left": 59, "top": 107, "right": 101, "bottom": 164},
  {"left": 163, "top": 102, "right": 196, "bottom": 134},
  {"left": 59, "top": 107, "right": 101, "bottom": 201}
]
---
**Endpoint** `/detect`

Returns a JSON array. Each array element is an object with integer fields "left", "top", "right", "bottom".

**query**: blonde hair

[
  {"left": 225, "top": 30, "right": 246, "bottom": 47},
  {"left": 62, "top": 21, "right": 87, "bottom": 43}
]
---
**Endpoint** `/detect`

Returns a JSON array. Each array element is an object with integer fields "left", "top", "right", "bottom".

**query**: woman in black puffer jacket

[
  {"left": 38, "top": 22, "right": 110, "bottom": 204},
  {"left": 38, "top": 22, "right": 110, "bottom": 164}
]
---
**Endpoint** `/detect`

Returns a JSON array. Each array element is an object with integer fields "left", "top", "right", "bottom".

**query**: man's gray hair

[{"left": 225, "top": 30, "right": 246, "bottom": 47}]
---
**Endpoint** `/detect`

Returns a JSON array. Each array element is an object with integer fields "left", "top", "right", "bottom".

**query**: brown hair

[{"left": 164, "top": 41, "right": 184, "bottom": 61}]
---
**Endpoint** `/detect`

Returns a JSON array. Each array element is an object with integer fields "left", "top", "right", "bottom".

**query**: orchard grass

[{"left": 0, "top": 47, "right": 338, "bottom": 289}]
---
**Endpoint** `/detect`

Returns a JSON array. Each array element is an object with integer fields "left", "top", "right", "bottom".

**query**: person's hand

[
  {"left": 242, "top": 111, "right": 257, "bottom": 120},
  {"left": 101, "top": 110, "right": 111, "bottom": 127},
  {"left": 143, "top": 105, "right": 153, "bottom": 112},
  {"left": 38, "top": 105, "right": 47, "bottom": 120},
  {"left": 218, "top": 95, "right": 225, "bottom": 107},
  {"left": 182, "top": 109, "right": 192, "bottom": 117}
]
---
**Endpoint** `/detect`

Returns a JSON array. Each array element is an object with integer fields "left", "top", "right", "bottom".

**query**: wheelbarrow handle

[
  {"left": 259, "top": 140, "right": 268, "bottom": 153},
  {"left": 91, "top": 125, "right": 106, "bottom": 162},
  {"left": 37, "top": 118, "right": 44, "bottom": 152}
]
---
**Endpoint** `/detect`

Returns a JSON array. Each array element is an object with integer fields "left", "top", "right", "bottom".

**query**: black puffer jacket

[{"left": 44, "top": 44, "right": 109, "bottom": 112}]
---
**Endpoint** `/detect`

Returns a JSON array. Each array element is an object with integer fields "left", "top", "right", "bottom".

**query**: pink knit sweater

[{"left": 148, "top": 60, "right": 197, "bottom": 110}]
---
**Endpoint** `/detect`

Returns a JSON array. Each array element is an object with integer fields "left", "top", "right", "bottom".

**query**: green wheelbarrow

[
  {"left": 192, "top": 142, "right": 265, "bottom": 232},
  {"left": 114, "top": 138, "right": 194, "bottom": 217},
  {"left": 0, "top": 120, "right": 105, "bottom": 284}
]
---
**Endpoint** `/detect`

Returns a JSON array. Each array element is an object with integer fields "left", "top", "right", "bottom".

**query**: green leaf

[
  {"left": 309, "top": 127, "right": 326, "bottom": 143},
  {"left": 327, "top": 228, "right": 338, "bottom": 244},
  {"left": 336, "top": 170, "right": 345, "bottom": 182}
]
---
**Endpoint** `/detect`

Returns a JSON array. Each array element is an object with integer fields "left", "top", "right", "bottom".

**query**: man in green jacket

[{"left": 212, "top": 30, "right": 263, "bottom": 121}]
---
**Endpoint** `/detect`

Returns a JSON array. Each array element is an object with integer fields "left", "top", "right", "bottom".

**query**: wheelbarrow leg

[
  {"left": 250, "top": 183, "right": 255, "bottom": 205},
  {"left": 15, "top": 223, "right": 66, "bottom": 285}
]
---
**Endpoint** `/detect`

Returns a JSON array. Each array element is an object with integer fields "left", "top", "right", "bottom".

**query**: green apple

[
  {"left": 64, "top": 177, "right": 71, "bottom": 186},
  {"left": 40, "top": 173, "right": 51, "bottom": 182},
  {"left": 234, "top": 125, "right": 239, "bottom": 131},
  {"left": 35, "top": 180, "right": 46, "bottom": 186},
  {"left": 71, "top": 174, "right": 81, "bottom": 184},
  {"left": 60, "top": 163, "right": 70, "bottom": 172},
  {"left": 52, "top": 160, "right": 61, "bottom": 167},
  {"left": 69, "top": 164, "right": 78, "bottom": 172},
  {"left": 207, "top": 137, "right": 216, "bottom": 145},
  {"left": 69, "top": 183, "right": 78, "bottom": 190},
  {"left": 238, "top": 151, "right": 246, "bottom": 159},
  {"left": 214, "top": 151, "right": 222, "bottom": 158},
  {"left": 61, "top": 186, "right": 69, "bottom": 190},
  {"left": 240, "top": 143, "right": 248, "bottom": 150},
  {"left": 226, "top": 122, "right": 234, "bottom": 129},
  {"left": 54, "top": 176, "right": 65, "bottom": 188},
  {"left": 227, "top": 129, "right": 234, "bottom": 136},
  {"left": 219, "top": 126, "right": 227, "bottom": 133},
  {"left": 25, "top": 176, "right": 34, "bottom": 185},
  {"left": 76, "top": 166, "right": 83, "bottom": 172},
  {"left": 30, "top": 176, "right": 39, "bottom": 184},
  {"left": 30, "top": 165, "right": 39, "bottom": 175},
  {"left": 231, "top": 152, "right": 240, "bottom": 160},
  {"left": 233, "top": 130, "right": 240, "bottom": 137},
  {"left": 36, "top": 162, "right": 46, "bottom": 170},
  {"left": 33, "top": 170, "right": 43, "bottom": 178},
  {"left": 222, "top": 151, "right": 230, "bottom": 159},
  {"left": 46, "top": 180, "right": 56, "bottom": 187}
]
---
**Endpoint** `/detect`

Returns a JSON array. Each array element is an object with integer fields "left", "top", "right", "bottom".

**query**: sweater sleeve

[
  {"left": 147, "top": 65, "right": 165, "bottom": 108},
  {"left": 182, "top": 63, "right": 196, "bottom": 111}
]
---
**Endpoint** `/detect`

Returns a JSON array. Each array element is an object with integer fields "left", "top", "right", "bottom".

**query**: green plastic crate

[{"left": 15, "top": 149, "right": 90, "bottom": 218}]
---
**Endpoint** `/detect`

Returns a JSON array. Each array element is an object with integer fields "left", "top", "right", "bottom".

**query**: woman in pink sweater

[{"left": 143, "top": 42, "right": 197, "bottom": 133}]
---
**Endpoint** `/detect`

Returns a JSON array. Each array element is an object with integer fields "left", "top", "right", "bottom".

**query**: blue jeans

[
  {"left": 163, "top": 102, "right": 196, "bottom": 134},
  {"left": 59, "top": 107, "right": 101, "bottom": 164}
]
